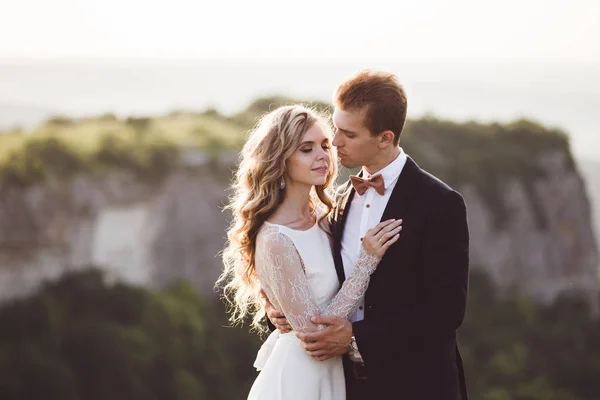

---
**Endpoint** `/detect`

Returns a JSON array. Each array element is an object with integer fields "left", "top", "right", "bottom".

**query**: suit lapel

[
  {"left": 333, "top": 180, "right": 357, "bottom": 284},
  {"left": 368, "top": 156, "right": 423, "bottom": 276},
  {"left": 380, "top": 156, "right": 420, "bottom": 223}
]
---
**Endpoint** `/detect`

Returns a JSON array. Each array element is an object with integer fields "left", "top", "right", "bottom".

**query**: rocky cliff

[
  {"left": 0, "top": 104, "right": 597, "bottom": 314},
  {"left": 0, "top": 158, "right": 233, "bottom": 300}
]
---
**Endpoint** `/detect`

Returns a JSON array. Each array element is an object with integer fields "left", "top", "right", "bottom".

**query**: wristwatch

[
  {"left": 348, "top": 335, "right": 364, "bottom": 363},
  {"left": 349, "top": 335, "right": 359, "bottom": 352}
]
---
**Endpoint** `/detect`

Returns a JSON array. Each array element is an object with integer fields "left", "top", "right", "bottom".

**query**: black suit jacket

[{"left": 332, "top": 156, "right": 469, "bottom": 400}]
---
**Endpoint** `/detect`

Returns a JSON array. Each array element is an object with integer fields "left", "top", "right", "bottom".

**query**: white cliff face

[
  {"left": 91, "top": 205, "right": 153, "bottom": 285},
  {"left": 0, "top": 150, "right": 597, "bottom": 314},
  {"left": 0, "top": 166, "right": 230, "bottom": 301},
  {"left": 463, "top": 152, "right": 598, "bottom": 313},
  {"left": 579, "top": 159, "right": 600, "bottom": 280}
]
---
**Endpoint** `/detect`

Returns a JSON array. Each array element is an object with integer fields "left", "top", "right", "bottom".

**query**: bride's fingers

[
  {"left": 369, "top": 219, "right": 397, "bottom": 237},
  {"left": 361, "top": 220, "right": 402, "bottom": 256},
  {"left": 373, "top": 219, "right": 402, "bottom": 240},
  {"left": 382, "top": 233, "right": 401, "bottom": 249},
  {"left": 374, "top": 224, "right": 403, "bottom": 246}
]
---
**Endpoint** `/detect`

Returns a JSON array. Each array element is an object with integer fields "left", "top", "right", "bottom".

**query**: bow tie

[{"left": 350, "top": 174, "right": 385, "bottom": 196}]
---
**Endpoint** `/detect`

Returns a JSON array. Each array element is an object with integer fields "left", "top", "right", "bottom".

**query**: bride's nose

[{"left": 317, "top": 147, "right": 327, "bottom": 160}]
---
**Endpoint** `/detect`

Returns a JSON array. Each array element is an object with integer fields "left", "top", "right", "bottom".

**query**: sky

[
  {"left": 1, "top": 0, "right": 599, "bottom": 161},
  {"left": 0, "top": 0, "right": 599, "bottom": 62}
]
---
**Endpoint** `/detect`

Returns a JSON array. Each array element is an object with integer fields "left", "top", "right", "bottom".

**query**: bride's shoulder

[
  {"left": 257, "top": 222, "right": 278, "bottom": 238},
  {"left": 257, "top": 223, "right": 289, "bottom": 248}
]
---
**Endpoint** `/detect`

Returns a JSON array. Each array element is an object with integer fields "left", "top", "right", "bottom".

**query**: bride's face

[{"left": 285, "top": 123, "right": 333, "bottom": 188}]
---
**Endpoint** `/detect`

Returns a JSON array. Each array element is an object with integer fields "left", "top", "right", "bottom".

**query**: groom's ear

[{"left": 378, "top": 130, "right": 395, "bottom": 148}]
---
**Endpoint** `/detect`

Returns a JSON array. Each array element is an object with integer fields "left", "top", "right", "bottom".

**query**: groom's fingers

[
  {"left": 315, "top": 354, "right": 335, "bottom": 361},
  {"left": 302, "top": 340, "right": 327, "bottom": 352},
  {"left": 274, "top": 319, "right": 290, "bottom": 332},
  {"left": 311, "top": 315, "right": 339, "bottom": 325},
  {"left": 296, "top": 330, "right": 326, "bottom": 346},
  {"left": 310, "top": 350, "right": 328, "bottom": 358},
  {"left": 269, "top": 310, "right": 285, "bottom": 318},
  {"left": 276, "top": 322, "right": 291, "bottom": 333},
  {"left": 268, "top": 309, "right": 288, "bottom": 325}
]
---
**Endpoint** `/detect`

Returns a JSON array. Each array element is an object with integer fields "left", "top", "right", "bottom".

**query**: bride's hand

[{"left": 362, "top": 219, "right": 403, "bottom": 259}]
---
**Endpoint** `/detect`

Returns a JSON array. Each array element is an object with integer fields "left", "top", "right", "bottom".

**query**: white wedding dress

[{"left": 248, "top": 218, "right": 379, "bottom": 400}]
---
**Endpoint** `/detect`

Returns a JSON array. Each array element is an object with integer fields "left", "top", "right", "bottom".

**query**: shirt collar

[{"left": 361, "top": 148, "right": 407, "bottom": 190}]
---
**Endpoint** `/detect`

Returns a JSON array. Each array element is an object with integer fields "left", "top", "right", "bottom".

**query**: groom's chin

[{"left": 338, "top": 159, "right": 356, "bottom": 169}]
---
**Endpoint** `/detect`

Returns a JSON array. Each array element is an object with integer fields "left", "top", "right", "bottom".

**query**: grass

[{"left": 0, "top": 111, "right": 250, "bottom": 189}]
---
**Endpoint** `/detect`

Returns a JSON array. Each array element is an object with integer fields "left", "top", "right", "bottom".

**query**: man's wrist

[
  {"left": 348, "top": 335, "right": 358, "bottom": 352},
  {"left": 344, "top": 320, "right": 354, "bottom": 349},
  {"left": 348, "top": 335, "right": 364, "bottom": 362}
]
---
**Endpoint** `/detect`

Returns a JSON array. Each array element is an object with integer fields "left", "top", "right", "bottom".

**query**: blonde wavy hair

[{"left": 217, "top": 104, "right": 338, "bottom": 331}]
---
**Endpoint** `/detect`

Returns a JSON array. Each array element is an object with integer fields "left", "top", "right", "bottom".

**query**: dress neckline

[{"left": 264, "top": 218, "right": 319, "bottom": 233}]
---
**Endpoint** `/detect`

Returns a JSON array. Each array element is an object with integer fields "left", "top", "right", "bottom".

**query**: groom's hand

[
  {"left": 296, "top": 316, "right": 352, "bottom": 361},
  {"left": 259, "top": 289, "right": 291, "bottom": 333}
]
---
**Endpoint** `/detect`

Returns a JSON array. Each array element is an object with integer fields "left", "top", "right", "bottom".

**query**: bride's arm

[
  {"left": 322, "top": 247, "right": 379, "bottom": 318},
  {"left": 255, "top": 229, "right": 322, "bottom": 333},
  {"left": 256, "top": 221, "right": 401, "bottom": 333},
  {"left": 323, "top": 218, "right": 402, "bottom": 318}
]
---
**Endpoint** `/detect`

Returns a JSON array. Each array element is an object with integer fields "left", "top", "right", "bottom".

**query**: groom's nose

[{"left": 332, "top": 132, "right": 342, "bottom": 147}]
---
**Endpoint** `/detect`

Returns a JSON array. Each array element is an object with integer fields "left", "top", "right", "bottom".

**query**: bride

[{"left": 218, "top": 104, "right": 402, "bottom": 399}]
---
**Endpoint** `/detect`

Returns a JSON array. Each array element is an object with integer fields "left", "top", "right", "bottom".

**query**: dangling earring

[{"left": 280, "top": 178, "right": 286, "bottom": 189}]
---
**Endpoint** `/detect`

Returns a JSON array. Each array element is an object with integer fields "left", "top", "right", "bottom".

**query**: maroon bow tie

[{"left": 350, "top": 174, "right": 385, "bottom": 196}]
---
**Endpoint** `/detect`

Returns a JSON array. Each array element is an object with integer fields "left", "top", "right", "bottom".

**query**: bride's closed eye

[{"left": 300, "top": 144, "right": 330, "bottom": 153}]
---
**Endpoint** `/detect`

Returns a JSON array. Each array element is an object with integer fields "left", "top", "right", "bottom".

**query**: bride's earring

[{"left": 280, "top": 178, "right": 286, "bottom": 189}]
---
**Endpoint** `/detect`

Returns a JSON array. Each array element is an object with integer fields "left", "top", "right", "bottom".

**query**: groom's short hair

[{"left": 334, "top": 69, "right": 407, "bottom": 145}]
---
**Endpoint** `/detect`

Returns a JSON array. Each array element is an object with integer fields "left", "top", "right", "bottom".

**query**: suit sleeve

[{"left": 352, "top": 190, "right": 469, "bottom": 355}]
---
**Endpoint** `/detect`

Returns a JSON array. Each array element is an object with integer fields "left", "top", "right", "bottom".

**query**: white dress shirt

[{"left": 341, "top": 148, "right": 407, "bottom": 322}]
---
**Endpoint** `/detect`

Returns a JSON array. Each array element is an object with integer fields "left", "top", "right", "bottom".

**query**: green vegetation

[
  {"left": 402, "top": 117, "right": 573, "bottom": 229},
  {"left": 0, "top": 110, "right": 245, "bottom": 189},
  {"left": 0, "top": 135, "right": 178, "bottom": 188},
  {"left": 0, "top": 97, "right": 574, "bottom": 227},
  {"left": 0, "top": 268, "right": 597, "bottom": 400},
  {"left": 0, "top": 269, "right": 261, "bottom": 400},
  {"left": 458, "top": 270, "right": 600, "bottom": 400}
]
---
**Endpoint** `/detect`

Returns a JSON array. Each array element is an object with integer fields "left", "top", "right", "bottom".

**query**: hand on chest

[{"left": 345, "top": 188, "right": 393, "bottom": 246}]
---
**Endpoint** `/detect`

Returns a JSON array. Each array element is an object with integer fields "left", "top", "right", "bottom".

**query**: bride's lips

[{"left": 312, "top": 166, "right": 328, "bottom": 174}]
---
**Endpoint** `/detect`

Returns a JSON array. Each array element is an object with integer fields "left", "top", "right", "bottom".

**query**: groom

[{"left": 265, "top": 70, "right": 470, "bottom": 400}]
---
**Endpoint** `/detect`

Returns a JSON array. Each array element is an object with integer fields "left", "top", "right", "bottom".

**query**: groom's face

[{"left": 332, "top": 107, "right": 380, "bottom": 169}]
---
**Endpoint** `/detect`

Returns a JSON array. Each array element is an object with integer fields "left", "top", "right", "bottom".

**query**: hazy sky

[
  {"left": 1, "top": 0, "right": 599, "bottom": 161},
  {"left": 1, "top": 0, "right": 599, "bottom": 61}
]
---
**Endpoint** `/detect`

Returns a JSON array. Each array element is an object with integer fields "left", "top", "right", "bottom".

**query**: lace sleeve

[
  {"left": 323, "top": 246, "right": 379, "bottom": 318},
  {"left": 256, "top": 227, "right": 380, "bottom": 333}
]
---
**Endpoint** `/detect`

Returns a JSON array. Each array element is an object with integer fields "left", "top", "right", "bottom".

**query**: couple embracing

[{"left": 218, "top": 69, "right": 470, "bottom": 400}]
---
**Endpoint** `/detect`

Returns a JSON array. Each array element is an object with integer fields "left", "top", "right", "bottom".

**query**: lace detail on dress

[
  {"left": 255, "top": 224, "right": 380, "bottom": 333},
  {"left": 323, "top": 247, "right": 379, "bottom": 318}
]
